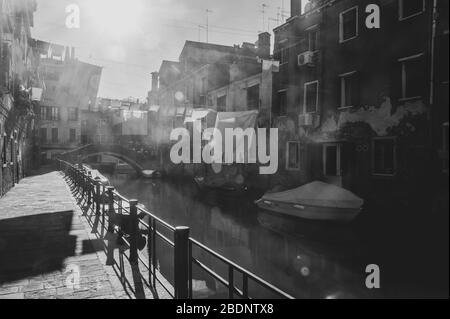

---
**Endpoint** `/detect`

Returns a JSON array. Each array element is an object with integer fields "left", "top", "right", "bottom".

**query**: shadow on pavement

[{"left": 0, "top": 211, "right": 76, "bottom": 284}]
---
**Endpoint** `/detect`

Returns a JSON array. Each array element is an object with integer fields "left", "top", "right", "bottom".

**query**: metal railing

[{"left": 58, "top": 159, "right": 295, "bottom": 300}]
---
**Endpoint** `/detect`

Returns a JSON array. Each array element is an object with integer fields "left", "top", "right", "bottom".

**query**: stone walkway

[{"left": 0, "top": 171, "right": 169, "bottom": 299}]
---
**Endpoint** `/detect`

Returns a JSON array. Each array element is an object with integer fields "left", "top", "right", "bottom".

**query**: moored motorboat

[
  {"left": 194, "top": 175, "right": 248, "bottom": 193},
  {"left": 142, "top": 170, "right": 162, "bottom": 179},
  {"left": 83, "top": 165, "right": 110, "bottom": 186},
  {"left": 255, "top": 181, "right": 364, "bottom": 223}
]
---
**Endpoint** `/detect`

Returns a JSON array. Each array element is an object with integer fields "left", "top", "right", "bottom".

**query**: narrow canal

[{"left": 104, "top": 172, "right": 377, "bottom": 299}]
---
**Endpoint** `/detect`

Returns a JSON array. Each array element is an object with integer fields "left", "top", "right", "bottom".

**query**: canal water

[{"left": 105, "top": 173, "right": 378, "bottom": 299}]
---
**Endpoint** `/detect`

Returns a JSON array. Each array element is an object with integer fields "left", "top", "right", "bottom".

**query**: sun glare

[{"left": 87, "top": 0, "right": 144, "bottom": 38}]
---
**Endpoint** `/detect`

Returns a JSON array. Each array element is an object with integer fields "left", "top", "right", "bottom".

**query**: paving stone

[{"left": 0, "top": 172, "right": 170, "bottom": 299}]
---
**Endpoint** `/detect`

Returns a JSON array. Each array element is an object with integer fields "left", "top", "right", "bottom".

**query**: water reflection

[{"left": 106, "top": 173, "right": 374, "bottom": 299}]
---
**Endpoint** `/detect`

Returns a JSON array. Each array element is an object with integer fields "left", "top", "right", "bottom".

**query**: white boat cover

[
  {"left": 261, "top": 181, "right": 364, "bottom": 209},
  {"left": 90, "top": 169, "right": 109, "bottom": 185}
]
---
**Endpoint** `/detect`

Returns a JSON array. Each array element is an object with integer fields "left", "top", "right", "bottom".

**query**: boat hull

[
  {"left": 142, "top": 170, "right": 162, "bottom": 179},
  {"left": 256, "top": 200, "right": 361, "bottom": 223},
  {"left": 194, "top": 177, "right": 248, "bottom": 194}
]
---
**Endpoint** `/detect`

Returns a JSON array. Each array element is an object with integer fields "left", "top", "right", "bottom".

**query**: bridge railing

[{"left": 57, "top": 160, "right": 295, "bottom": 300}]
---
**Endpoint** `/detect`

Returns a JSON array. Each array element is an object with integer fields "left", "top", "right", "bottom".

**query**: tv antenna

[
  {"left": 206, "top": 9, "right": 213, "bottom": 43},
  {"left": 261, "top": 4, "right": 268, "bottom": 32},
  {"left": 198, "top": 25, "right": 206, "bottom": 42}
]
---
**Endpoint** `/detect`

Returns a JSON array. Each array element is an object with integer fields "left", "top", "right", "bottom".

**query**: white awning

[
  {"left": 149, "top": 105, "right": 161, "bottom": 113},
  {"left": 176, "top": 107, "right": 186, "bottom": 116},
  {"left": 184, "top": 109, "right": 216, "bottom": 123}
]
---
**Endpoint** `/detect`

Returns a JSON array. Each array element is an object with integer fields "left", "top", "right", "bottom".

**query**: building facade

[
  {"left": 207, "top": 58, "right": 275, "bottom": 122},
  {"left": 148, "top": 33, "right": 272, "bottom": 111},
  {"left": 271, "top": 0, "right": 448, "bottom": 211},
  {"left": 37, "top": 46, "right": 102, "bottom": 162},
  {"left": 1, "top": 0, "right": 40, "bottom": 197}
]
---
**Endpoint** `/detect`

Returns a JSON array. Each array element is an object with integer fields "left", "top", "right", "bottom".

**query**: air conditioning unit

[
  {"left": 299, "top": 113, "right": 320, "bottom": 127},
  {"left": 297, "top": 51, "right": 315, "bottom": 67}
]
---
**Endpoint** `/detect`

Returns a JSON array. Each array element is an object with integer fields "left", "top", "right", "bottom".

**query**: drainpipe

[
  {"left": 429, "top": 0, "right": 438, "bottom": 179},
  {"left": 429, "top": 0, "right": 438, "bottom": 107}
]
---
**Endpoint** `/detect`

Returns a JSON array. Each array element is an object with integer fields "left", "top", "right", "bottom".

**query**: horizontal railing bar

[
  {"left": 120, "top": 236, "right": 131, "bottom": 248},
  {"left": 190, "top": 238, "right": 294, "bottom": 299},
  {"left": 114, "top": 192, "right": 129, "bottom": 202},
  {"left": 191, "top": 258, "right": 229, "bottom": 288},
  {"left": 139, "top": 219, "right": 149, "bottom": 228},
  {"left": 138, "top": 207, "right": 176, "bottom": 232},
  {"left": 156, "top": 230, "right": 175, "bottom": 247},
  {"left": 192, "top": 258, "right": 246, "bottom": 298},
  {"left": 138, "top": 254, "right": 150, "bottom": 270}
]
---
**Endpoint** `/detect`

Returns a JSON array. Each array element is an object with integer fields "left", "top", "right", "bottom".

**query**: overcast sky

[{"left": 32, "top": 0, "right": 290, "bottom": 101}]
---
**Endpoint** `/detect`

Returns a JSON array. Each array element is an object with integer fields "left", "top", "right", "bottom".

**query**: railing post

[
  {"left": 87, "top": 172, "right": 92, "bottom": 206},
  {"left": 174, "top": 226, "right": 190, "bottom": 299},
  {"left": 95, "top": 181, "right": 101, "bottom": 216},
  {"left": 129, "top": 200, "right": 139, "bottom": 265},
  {"left": 83, "top": 169, "right": 88, "bottom": 200},
  {"left": 228, "top": 266, "right": 234, "bottom": 299},
  {"left": 106, "top": 186, "right": 116, "bottom": 265},
  {"left": 77, "top": 169, "right": 82, "bottom": 194}
]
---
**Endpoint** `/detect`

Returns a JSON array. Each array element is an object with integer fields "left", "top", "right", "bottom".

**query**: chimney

[
  {"left": 291, "top": 0, "right": 301, "bottom": 16},
  {"left": 151, "top": 72, "right": 159, "bottom": 91},
  {"left": 257, "top": 32, "right": 271, "bottom": 59}
]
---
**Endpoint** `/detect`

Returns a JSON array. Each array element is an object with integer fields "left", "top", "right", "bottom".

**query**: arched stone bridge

[{"left": 59, "top": 144, "right": 161, "bottom": 177}]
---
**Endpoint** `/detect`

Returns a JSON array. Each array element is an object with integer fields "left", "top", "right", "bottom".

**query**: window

[
  {"left": 372, "top": 138, "right": 397, "bottom": 176},
  {"left": 51, "top": 128, "right": 59, "bottom": 144},
  {"left": 278, "top": 90, "right": 287, "bottom": 116},
  {"left": 201, "top": 77, "right": 207, "bottom": 94},
  {"left": 9, "top": 134, "right": 13, "bottom": 164},
  {"left": 40, "top": 106, "right": 48, "bottom": 120},
  {"left": 81, "top": 134, "right": 88, "bottom": 145},
  {"left": 40, "top": 128, "right": 47, "bottom": 144},
  {"left": 308, "top": 28, "right": 320, "bottom": 52},
  {"left": 304, "top": 81, "right": 319, "bottom": 113},
  {"left": 399, "top": 54, "right": 425, "bottom": 100},
  {"left": 49, "top": 107, "right": 59, "bottom": 121},
  {"left": 323, "top": 143, "right": 342, "bottom": 176},
  {"left": 286, "top": 141, "right": 301, "bottom": 170},
  {"left": 9, "top": 136, "right": 13, "bottom": 163},
  {"left": 69, "top": 129, "right": 76, "bottom": 143},
  {"left": 399, "top": 0, "right": 425, "bottom": 20},
  {"left": 2, "top": 134, "right": 7, "bottom": 166},
  {"left": 199, "top": 95, "right": 207, "bottom": 106},
  {"left": 68, "top": 108, "right": 79, "bottom": 121},
  {"left": 340, "top": 71, "right": 359, "bottom": 108},
  {"left": 217, "top": 95, "right": 227, "bottom": 112},
  {"left": 280, "top": 48, "right": 289, "bottom": 65},
  {"left": 340, "top": 7, "right": 358, "bottom": 43},
  {"left": 247, "top": 85, "right": 260, "bottom": 110}
]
